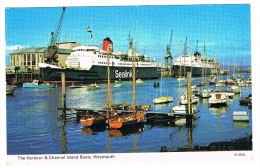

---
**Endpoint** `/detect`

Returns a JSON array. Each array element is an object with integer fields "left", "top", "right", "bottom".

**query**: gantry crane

[
  {"left": 45, "top": 7, "right": 66, "bottom": 64},
  {"left": 165, "top": 30, "right": 173, "bottom": 72}
]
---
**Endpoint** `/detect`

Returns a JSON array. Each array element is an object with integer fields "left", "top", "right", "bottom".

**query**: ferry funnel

[{"left": 103, "top": 37, "right": 113, "bottom": 52}]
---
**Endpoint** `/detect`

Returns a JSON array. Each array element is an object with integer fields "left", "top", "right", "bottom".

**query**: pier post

[
  {"left": 186, "top": 72, "right": 193, "bottom": 126},
  {"left": 61, "top": 72, "right": 66, "bottom": 119}
]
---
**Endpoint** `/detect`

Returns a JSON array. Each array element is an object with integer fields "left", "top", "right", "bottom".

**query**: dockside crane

[
  {"left": 165, "top": 30, "right": 173, "bottom": 73},
  {"left": 45, "top": 7, "right": 66, "bottom": 65}
]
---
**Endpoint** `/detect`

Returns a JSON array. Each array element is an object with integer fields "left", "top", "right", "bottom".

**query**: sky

[{"left": 4, "top": 3, "right": 252, "bottom": 67}]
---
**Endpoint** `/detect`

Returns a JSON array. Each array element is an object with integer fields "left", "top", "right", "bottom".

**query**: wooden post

[
  {"left": 61, "top": 72, "right": 66, "bottom": 119},
  {"left": 186, "top": 72, "right": 193, "bottom": 127},
  {"left": 187, "top": 72, "right": 192, "bottom": 114}
]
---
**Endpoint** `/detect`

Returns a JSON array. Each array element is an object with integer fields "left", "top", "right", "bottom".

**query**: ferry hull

[
  {"left": 172, "top": 65, "right": 218, "bottom": 77},
  {"left": 40, "top": 65, "right": 160, "bottom": 82}
]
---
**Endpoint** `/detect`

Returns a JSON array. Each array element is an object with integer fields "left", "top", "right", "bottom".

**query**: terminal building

[{"left": 8, "top": 42, "right": 80, "bottom": 72}]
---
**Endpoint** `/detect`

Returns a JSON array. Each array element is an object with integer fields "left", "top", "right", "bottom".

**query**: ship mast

[
  {"left": 87, "top": 18, "right": 96, "bottom": 45},
  {"left": 132, "top": 42, "right": 136, "bottom": 112}
]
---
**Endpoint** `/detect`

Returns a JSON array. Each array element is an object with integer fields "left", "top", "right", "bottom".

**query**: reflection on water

[
  {"left": 209, "top": 104, "right": 228, "bottom": 117},
  {"left": 233, "top": 121, "right": 250, "bottom": 128},
  {"left": 81, "top": 126, "right": 107, "bottom": 135},
  {"left": 109, "top": 124, "right": 144, "bottom": 137}
]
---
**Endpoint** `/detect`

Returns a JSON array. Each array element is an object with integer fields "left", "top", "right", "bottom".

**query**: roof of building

[
  {"left": 10, "top": 47, "right": 47, "bottom": 54},
  {"left": 10, "top": 47, "right": 71, "bottom": 55},
  {"left": 58, "top": 48, "right": 72, "bottom": 54}
]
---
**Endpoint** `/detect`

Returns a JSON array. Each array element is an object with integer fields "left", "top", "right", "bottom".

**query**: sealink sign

[{"left": 115, "top": 70, "right": 132, "bottom": 79}]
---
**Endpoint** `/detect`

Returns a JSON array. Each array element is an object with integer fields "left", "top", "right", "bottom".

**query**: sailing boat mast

[
  {"left": 106, "top": 44, "right": 112, "bottom": 109},
  {"left": 132, "top": 42, "right": 136, "bottom": 111}
]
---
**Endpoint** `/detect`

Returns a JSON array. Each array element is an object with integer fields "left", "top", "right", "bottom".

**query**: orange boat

[
  {"left": 109, "top": 111, "right": 145, "bottom": 129},
  {"left": 80, "top": 113, "right": 107, "bottom": 127}
]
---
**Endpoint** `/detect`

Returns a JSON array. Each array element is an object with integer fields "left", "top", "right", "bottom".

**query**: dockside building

[{"left": 8, "top": 42, "right": 80, "bottom": 72}]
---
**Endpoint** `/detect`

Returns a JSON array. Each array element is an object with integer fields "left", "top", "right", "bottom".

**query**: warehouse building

[{"left": 8, "top": 42, "right": 80, "bottom": 72}]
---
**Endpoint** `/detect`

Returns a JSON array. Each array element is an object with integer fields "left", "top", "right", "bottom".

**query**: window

[
  {"left": 32, "top": 54, "right": 36, "bottom": 65},
  {"left": 24, "top": 54, "right": 26, "bottom": 65},
  {"left": 27, "top": 54, "right": 31, "bottom": 65}
]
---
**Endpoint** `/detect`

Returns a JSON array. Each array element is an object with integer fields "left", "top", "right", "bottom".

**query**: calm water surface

[{"left": 6, "top": 75, "right": 252, "bottom": 154}]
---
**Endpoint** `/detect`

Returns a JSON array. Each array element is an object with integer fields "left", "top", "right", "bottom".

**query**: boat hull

[
  {"left": 109, "top": 119, "right": 138, "bottom": 129},
  {"left": 6, "top": 87, "right": 16, "bottom": 95},
  {"left": 172, "top": 65, "right": 217, "bottom": 77},
  {"left": 23, "top": 83, "right": 57, "bottom": 88},
  {"left": 80, "top": 118, "right": 106, "bottom": 127},
  {"left": 40, "top": 65, "right": 160, "bottom": 82}
]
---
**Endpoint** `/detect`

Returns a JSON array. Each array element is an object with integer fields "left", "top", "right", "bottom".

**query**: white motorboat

[
  {"left": 200, "top": 88, "right": 213, "bottom": 98},
  {"left": 6, "top": 84, "right": 16, "bottom": 95},
  {"left": 153, "top": 96, "right": 173, "bottom": 104},
  {"left": 208, "top": 92, "right": 229, "bottom": 105},
  {"left": 86, "top": 83, "right": 100, "bottom": 91},
  {"left": 179, "top": 93, "right": 199, "bottom": 105},
  {"left": 227, "top": 85, "right": 241, "bottom": 94}
]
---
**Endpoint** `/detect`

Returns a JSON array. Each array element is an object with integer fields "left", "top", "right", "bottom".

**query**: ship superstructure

[
  {"left": 172, "top": 37, "right": 219, "bottom": 77},
  {"left": 39, "top": 24, "right": 160, "bottom": 82}
]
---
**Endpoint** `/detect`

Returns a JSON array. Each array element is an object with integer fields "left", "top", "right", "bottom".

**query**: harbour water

[{"left": 6, "top": 74, "right": 252, "bottom": 155}]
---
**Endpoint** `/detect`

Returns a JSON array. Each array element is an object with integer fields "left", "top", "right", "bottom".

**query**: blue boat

[{"left": 23, "top": 80, "right": 57, "bottom": 88}]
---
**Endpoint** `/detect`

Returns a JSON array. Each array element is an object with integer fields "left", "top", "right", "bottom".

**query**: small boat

[
  {"left": 213, "top": 90, "right": 235, "bottom": 99},
  {"left": 227, "top": 85, "right": 241, "bottom": 94},
  {"left": 208, "top": 75, "right": 217, "bottom": 85},
  {"left": 86, "top": 83, "right": 100, "bottom": 91},
  {"left": 153, "top": 96, "right": 173, "bottom": 104},
  {"left": 137, "top": 104, "right": 151, "bottom": 111},
  {"left": 23, "top": 80, "right": 57, "bottom": 88},
  {"left": 208, "top": 93, "right": 228, "bottom": 105},
  {"left": 109, "top": 111, "right": 145, "bottom": 129},
  {"left": 177, "top": 76, "right": 185, "bottom": 81},
  {"left": 114, "top": 80, "right": 122, "bottom": 87},
  {"left": 153, "top": 82, "right": 159, "bottom": 88},
  {"left": 69, "top": 83, "right": 90, "bottom": 89},
  {"left": 215, "top": 80, "right": 225, "bottom": 87},
  {"left": 191, "top": 85, "right": 200, "bottom": 95},
  {"left": 80, "top": 112, "right": 107, "bottom": 127},
  {"left": 239, "top": 94, "right": 252, "bottom": 105},
  {"left": 6, "top": 84, "right": 16, "bottom": 95},
  {"left": 179, "top": 93, "right": 199, "bottom": 105},
  {"left": 233, "top": 111, "right": 249, "bottom": 121},
  {"left": 136, "top": 79, "right": 144, "bottom": 83},
  {"left": 200, "top": 88, "right": 213, "bottom": 98},
  {"left": 169, "top": 104, "right": 197, "bottom": 115},
  {"left": 225, "top": 78, "right": 235, "bottom": 85},
  {"left": 197, "top": 82, "right": 207, "bottom": 87}
]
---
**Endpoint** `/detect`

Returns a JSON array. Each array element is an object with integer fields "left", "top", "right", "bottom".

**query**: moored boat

[
  {"left": 227, "top": 85, "right": 241, "bottom": 94},
  {"left": 23, "top": 80, "right": 57, "bottom": 88},
  {"left": 80, "top": 113, "right": 107, "bottom": 127},
  {"left": 109, "top": 111, "right": 145, "bottom": 129},
  {"left": 233, "top": 111, "right": 249, "bottom": 121},
  {"left": 179, "top": 93, "right": 199, "bottom": 105},
  {"left": 153, "top": 96, "right": 173, "bottom": 104},
  {"left": 6, "top": 84, "right": 16, "bottom": 95},
  {"left": 200, "top": 88, "right": 213, "bottom": 98},
  {"left": 239, "top": 94, "right": 252, "bottom": 106},
  {"left": 208, "top": 92, "right": 228, "bottom": 105},
  {"left": 86, "top": 83, "right": 100, "bottom": 91}
]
